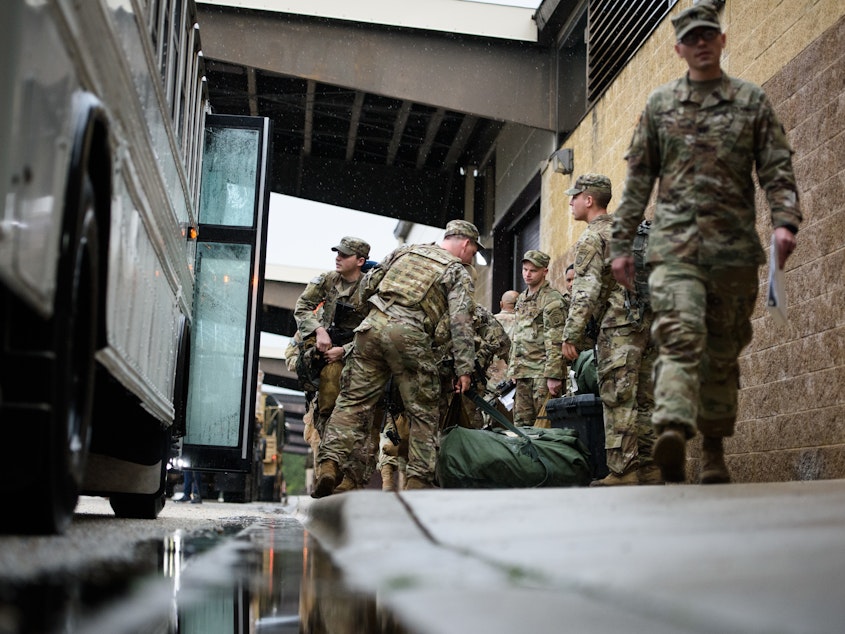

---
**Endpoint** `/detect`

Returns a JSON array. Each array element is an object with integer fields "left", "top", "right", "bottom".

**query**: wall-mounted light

[{"left": 551, "top": 148, "right": 574, "bottom": 174}]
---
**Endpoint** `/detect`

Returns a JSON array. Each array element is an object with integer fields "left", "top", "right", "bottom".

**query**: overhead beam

[
  {"left": 246, "top": 67, "right": 259, "bottom": 115},
  {"left": 196, "top": 4, "right": 554, "bottom": 130},
  {"left": 416, "top": 108, "right": 444, "bottom": 170},
  {"left": 272, "top": 152, "right": 463, "bottom": 227},
  {"left": 346, "top": 91, "right": 365, "bottom": 161},
  {"left": 386, "top": 100, "right": 412, "bottom": 166},
  {"left": 444, "top": 114, "right": 478, "bottom": 169},
  {"left": 302, "top": 79, "right": 316, "bottom": 156}
]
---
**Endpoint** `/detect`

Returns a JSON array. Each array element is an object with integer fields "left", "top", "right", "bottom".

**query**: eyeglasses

[{"left": 678, "top": 28, "right": 720, "bottom": 46}]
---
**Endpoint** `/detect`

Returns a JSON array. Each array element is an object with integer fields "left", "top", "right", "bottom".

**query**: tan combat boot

[
  {"left": 589, "top": 470, "right": 639, "bottom": 487},
  {"left": 311, "top": 460, "right": 341, "bottom": 498},
  {"left": 699, "top": 436, "right": 731, "bottom": 484},
  {"left": 637, "top": 464, "right": 664, "bottom": 485},
  {"left": 333, "top": 475, "right": 357, "bottom": 493},
  {"left": 381, "top": 464, "right": 396, "bottom": 491},
  {"left": 404, "top": 476, "right": 431, "bottom": 490},
  {"left": 653, "top": 425, "right": 687, "bottom": 483}
]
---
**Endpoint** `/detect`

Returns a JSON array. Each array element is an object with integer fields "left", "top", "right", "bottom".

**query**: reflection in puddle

[{"left": 4, "top": 516, "right": 413, "bottom": 633}]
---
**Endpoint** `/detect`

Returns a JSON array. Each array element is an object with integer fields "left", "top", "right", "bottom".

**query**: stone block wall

[{"left": 541, "top": 1, "right": 845, "bottom": 482}]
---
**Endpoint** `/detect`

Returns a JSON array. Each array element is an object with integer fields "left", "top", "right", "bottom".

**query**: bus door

[{"left": 182, "top": 114, "right": 272, "bottom": 476}]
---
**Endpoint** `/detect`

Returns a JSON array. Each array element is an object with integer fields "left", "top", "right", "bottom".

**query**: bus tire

[{"left": 2, "top": 175, "right": 99, "bottom": 534}]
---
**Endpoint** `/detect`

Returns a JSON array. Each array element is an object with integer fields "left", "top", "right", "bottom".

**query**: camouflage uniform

[
  {"left": 508, "top": 279, "right": 566, "bottom": 426},
  {"left": 486, "top": 309, "right": 515, "bottom": 388},
  {"left": 319, "top": 242, "right": 476, "bottom": 486},
  {"left": 611, "top": 73, "right": 802, "bottom": 440},
  {"left": 294, "top": 269, "right": 367, "bottom": 436},
  {"left": 565, "top": 205, "right": 657, "bottom": 476},
  {"left": 434, "top": 304, "right": 511, "bottom": 429}
]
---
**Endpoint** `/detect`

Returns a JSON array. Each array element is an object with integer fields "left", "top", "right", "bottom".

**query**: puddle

[{"left": 0, "top": 516, "right": 413, "bottom": 634}]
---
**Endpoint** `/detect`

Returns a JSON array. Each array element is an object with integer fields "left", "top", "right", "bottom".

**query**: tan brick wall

[{"left": 541, "top": 1, "right": 845, "bottom": 482}]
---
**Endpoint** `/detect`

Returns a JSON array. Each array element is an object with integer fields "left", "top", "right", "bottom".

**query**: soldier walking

[{"left": 610, "top": 1, "right": 801, "bottom": 484}]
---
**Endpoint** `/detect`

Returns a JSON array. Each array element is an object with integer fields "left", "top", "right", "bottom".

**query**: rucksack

[{"left": 625, "top": 219, "right": 651, "bottom": 322}]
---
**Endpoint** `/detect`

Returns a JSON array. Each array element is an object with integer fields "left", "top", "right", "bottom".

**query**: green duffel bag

[
  {"left": 572, "top": 349, "right": 600, "bottom": 396},
  {"left": 436, "top": 425, "right": 592, "bottom": 489}
]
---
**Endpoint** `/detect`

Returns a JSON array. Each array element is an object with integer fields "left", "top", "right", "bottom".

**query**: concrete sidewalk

[{"left": 301, "top": 479, "right": 845, "bottom": 634}]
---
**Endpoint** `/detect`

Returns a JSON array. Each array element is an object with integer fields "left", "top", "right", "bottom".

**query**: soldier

[
  {"left": 494, "top": 290, "right": 519, "bottom": 337},
  {"left": 433, "top": 302, "right": 511, "bottom": 430},
  {"left": 507, "top": 250, "right": 566, "bottom": 427},
  {"left": 485, "top": 290, "right": 518, "bottom": 391},
  {"left": 610, "top": 1, "right": 801, "bottom": 484},
  {"left": 562, "top": 174, "right": 658, "bottom": 485},
  {"left": 313, "top": 220, "right": 480, "bottom": 496},
  {"left": 563, "top": 264, "right": 575, "bottom": 314},
  {"left": 294, "top": 237, "right": 371, "bottom": 437},
  {"left": 294, "top": 237, "right": 371, "bottom": 492}
]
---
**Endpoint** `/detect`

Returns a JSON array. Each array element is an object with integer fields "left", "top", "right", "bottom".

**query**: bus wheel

[{"left": 12, "top": 176, "right": 99, "bottom": 534}]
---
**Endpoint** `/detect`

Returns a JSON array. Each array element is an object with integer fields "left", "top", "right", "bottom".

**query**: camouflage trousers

[
  {"left": 596, "top": 321, "right": 656, "bottom": 475},
  {"left": 513, "top": 377, "right": 549, "bottom": 426},
  {"left": 315, "top": 361, "right": 343, "bottom": 436},
  {"left": 649, "top": 263, "right": 758, "bottom": 439},
  {"left": 319, "top": 310, "right": 442, "bottom": 485}
]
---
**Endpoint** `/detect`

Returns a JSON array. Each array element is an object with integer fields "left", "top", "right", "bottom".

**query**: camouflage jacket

[
  {"left": 294, "top": 271, "right": 366, "bottom": 353},
  {"left": 565, "top": 214, "right": 631, "bottom": 348},
  {"left": 507, "top": 280, "right": 566, "bottom": 380},
  {"left": 493, "top": 310, "right": 516, "bottom": 341},
  {"left": 610, "top": 73, "right": 802, "bottom": 266},
  {"left": 434, "top": 304, "right": 510, "bottom": 381},
  {"left": 362, "top": 243, "right": 476, "bottom": 377}
]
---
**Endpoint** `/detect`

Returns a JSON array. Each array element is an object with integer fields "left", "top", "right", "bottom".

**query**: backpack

[{"left": 625, "top": 219, "right": 651, "bottom": 322}]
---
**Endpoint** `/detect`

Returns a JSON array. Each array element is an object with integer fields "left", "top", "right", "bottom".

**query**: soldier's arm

[
  {"left": 542, "top": 296, "right": 566, "bottom": 380},
  {"left": 610, "top": 102, "right": 659, "bottom": 261},
  {"left": 294, "top": 276, "right": 328, "bottom": 338},
  {"left": 563, "top": 239, "right": 604, "bottom": 349},
  {"left": 755, "top": 94, "right": 802, "bottom": 245},
  {"left": 444, "top": 264, "right": 477, "bottom": 378}
]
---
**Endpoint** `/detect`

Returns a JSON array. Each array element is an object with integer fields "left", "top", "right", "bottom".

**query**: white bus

[{"left": 0, "top": 0, "right": 271, "bottom": 533}]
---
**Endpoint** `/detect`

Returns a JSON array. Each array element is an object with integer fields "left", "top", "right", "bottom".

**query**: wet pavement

[
  {"left": 2, "top": 480, "right": 844, "bottom": 633},
  {"left": 303, "top": 479, "right": 845, "bottom": 634},
  {"left": 0, "top": 496, "right": 412, "bottom": 634}
]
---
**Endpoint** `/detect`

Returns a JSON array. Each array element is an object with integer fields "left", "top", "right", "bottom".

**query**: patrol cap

[
  {"left": 564, "top": 173, "right": 612, "bottom": 197},
  {"left": 331, "top": 236, "right": 370, "bottom": 259},
  {"left": 522, "top": 249, "right": 550, "bottom": 269},
  {"left": 672, "top": 1, "right": 721, "bottom": 41},
  {"left": 444, "top": 219, "right": 486, "bottom": 249}
]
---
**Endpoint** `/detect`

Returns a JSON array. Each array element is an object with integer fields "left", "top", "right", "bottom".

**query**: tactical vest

[{"left": 378, "top": 244, "right": 458, "bottom": 329}]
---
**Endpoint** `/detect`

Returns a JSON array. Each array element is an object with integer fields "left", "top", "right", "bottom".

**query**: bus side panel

[{"left": 0, "top": 0, "right": 77, "bottom": 317}]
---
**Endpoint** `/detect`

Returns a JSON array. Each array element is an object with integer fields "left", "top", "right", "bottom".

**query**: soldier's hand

[
  {"left": 315, "top": 327, "right": 332, "bottom": 353},
  {"left": 773, "top": 226, "right": 796, "bottom": 270},
  {"left": 562, "top": 341, "right": 579, "bottom": 362},
  {"left": 547, "top": 377, "right": 563, "bottom": 398},
  {"left": 611, "top": 255, "right": 636, "bottom": 291},
  {"left": 324, "top": 346, "right": 344, "bottom": 364},
  {"left": 455, "top": 374, "right": 471, "bottom": 393}
]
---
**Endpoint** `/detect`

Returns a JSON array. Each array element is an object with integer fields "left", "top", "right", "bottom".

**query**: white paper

[{"left": 767, "top": 233, "right": 787, "bottom": 325}]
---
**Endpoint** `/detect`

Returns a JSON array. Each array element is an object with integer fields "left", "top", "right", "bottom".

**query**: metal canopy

[{"left": 197, "top": 3, "right": 553, "bottom": 227}]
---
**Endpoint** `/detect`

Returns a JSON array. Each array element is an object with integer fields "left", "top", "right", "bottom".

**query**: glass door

[{"left": 183, "top": 114, "right": 271, "bottom": 472}]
